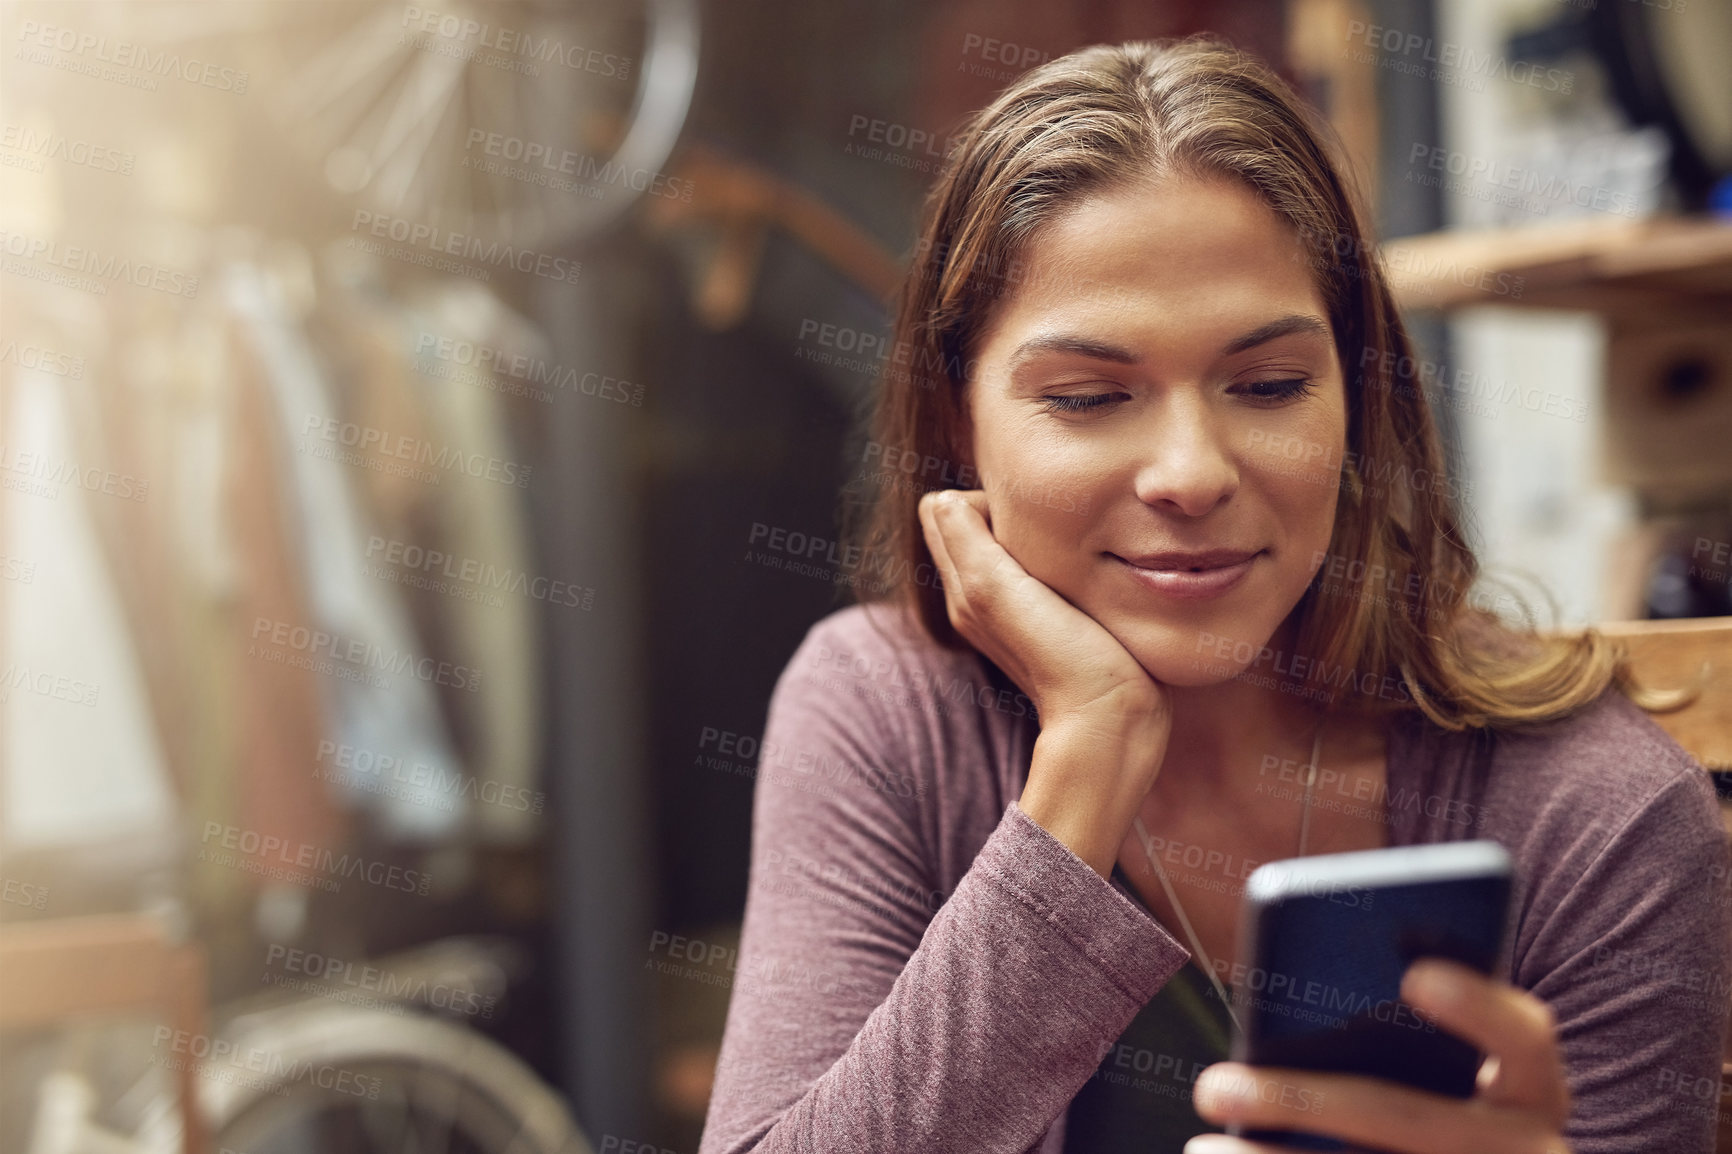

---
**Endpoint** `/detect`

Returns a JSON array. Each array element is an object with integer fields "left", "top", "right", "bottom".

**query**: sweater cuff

[{"left": 975, "top": 799, "right": 1191, "bottom": 1003}]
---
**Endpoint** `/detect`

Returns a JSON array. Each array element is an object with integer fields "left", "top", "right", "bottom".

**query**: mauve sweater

[{"left": 697, "top": 601, "right": 1732, "bottom": 1153}]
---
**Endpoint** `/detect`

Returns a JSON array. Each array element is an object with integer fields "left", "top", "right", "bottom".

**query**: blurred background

[{"left": 0, "top": 0, "right": 1728, "bottom": 1152}]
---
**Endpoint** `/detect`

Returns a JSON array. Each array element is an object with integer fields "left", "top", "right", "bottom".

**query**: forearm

[{"left": 701, "top": 801, "right": 1188, "bottom": 1154}]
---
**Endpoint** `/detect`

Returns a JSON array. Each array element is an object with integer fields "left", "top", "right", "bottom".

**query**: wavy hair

[{"left": 839, "top": 34, "right": 1681, "bottom": 731}]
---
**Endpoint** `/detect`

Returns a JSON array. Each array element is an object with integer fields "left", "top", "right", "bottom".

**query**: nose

[{"left": 1130, "top": 389, "right": 1239, "bottom": 517}]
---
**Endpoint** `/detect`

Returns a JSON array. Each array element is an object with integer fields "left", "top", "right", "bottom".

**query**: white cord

[
  {"left": 1298, "top": 720, "right": 1322, "bottom": 858},
  {"left": 1134, "top": 815, "right": 1242, "bottom": 1032},
  {"left": 1131, "top": 719, "right": 1326, "bottom": 1033}
]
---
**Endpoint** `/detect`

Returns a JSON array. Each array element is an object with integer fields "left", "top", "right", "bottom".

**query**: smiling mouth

[
  {"left": 1112, "top": 550, "right": 1264, "bottom": 572},
  {"left": 1110, "top": 551, "right": 1262, "bottom": 600}
]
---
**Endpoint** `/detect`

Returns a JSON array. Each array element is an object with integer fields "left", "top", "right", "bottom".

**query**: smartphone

[{"left": 1226, "top": 840, "right": 1514, "bottom": 1150}]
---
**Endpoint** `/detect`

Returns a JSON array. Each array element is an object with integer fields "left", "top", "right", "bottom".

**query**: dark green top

[{"left": 1063, "top": 863, "right": 1232, "bottom": 1152}]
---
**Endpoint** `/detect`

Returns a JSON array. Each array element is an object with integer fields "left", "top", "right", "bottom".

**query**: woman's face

[{"left": 964, "top": 172, "right": 1347, "bottom": 688}]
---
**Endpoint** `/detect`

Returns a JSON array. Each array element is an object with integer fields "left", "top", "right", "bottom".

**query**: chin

[
  {"left": 1100, "top": 609, "right": 1290, "bottom": 690},
  {"left": 1136, "top": 651, "right": 1248, "bottom": 688}
]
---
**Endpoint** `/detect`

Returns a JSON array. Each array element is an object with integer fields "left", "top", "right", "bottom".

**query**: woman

[{"left": 698, "top": 36, "right": 1729, "bottom": 1154}]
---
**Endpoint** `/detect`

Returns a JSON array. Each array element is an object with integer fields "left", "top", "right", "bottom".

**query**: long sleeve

[
  {"left": 697, "top": 613, "right": 1191, "bottom": 1154},
  {"left": 1518, "top": 765, "right": 1731, "bottom": 1154}
]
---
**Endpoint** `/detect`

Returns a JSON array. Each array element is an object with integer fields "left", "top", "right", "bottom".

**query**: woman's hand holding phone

[
  {"left": 1184, "top": 958, "right": 1573, "bottom": 1153},
  {"left": 917, "top": 489, "right": 1171, "bottom": 876}
]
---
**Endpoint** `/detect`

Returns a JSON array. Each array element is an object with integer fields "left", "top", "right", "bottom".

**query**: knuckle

[
  {"left": 1520, "top": 996, "right": 1558, "bottom": 1041},
  {"left": 958, "top": 567, "right": 1000, "bottom": 616}
]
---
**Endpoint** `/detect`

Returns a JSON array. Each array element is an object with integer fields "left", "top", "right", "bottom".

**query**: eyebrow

[
  {"left": 1006, "top": 313, "right": 1332, "bottom": 370},
  {"left": 1221, "top": 314, "right": 1332, "bottom": 356}
]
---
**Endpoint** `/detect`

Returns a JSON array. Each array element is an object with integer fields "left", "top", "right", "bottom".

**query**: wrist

[{"left": 1020, "top": 714, "right": 1167, "bottom": 876}]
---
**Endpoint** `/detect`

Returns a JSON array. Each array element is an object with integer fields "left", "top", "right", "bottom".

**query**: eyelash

[
  {"left": 1244, "top": 378, "right": 1318, "bottom": 403},
  {"left": 1041, "top": 393, "right": 1121, "bottom": 413},
  {"left": 1039, "top": 379, "right": 1318, "bottom": 413}
]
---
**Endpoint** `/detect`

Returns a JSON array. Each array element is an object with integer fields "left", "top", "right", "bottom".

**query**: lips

[
  {"left": 1111, "top": 548, "right": 1263, "bottom": 601},
  {"left": 1115, "top": 548, "right": 1262, "bottom": 572}
]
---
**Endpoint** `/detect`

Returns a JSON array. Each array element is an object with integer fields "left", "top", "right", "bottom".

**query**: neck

[
  {"left": 1160, "top": 681, "right": 1321, "bottom": 802},
  {"left": 1155, "top": 620, "right": 1326, "bottom": 807}
]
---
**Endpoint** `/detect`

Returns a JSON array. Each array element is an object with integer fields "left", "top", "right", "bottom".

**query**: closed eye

[
  {"left": 1041, "top": 380, "right": 1315, "bottom": 412},
  {"left": 1040, "top": 393, "right": 1123, "bottom": 413},
  {"left": 1239, "top": 379, "right": 1317, "bottom": 403}
]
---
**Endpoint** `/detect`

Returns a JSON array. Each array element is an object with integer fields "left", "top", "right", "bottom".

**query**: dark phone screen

[{"left": 1236, "top": 872, "right": 1510, "bottom": 1149}]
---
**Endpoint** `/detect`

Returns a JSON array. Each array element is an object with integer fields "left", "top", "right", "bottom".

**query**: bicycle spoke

[
  {"left": 358, "top": 1073, "right": 417, "bottom": 1154},
  {"left": 412, "top": 1051, "right": 462, "bottom": 1154},
  {"left": 208, "top": 1010, "right": 579, "bottom": 1154}
]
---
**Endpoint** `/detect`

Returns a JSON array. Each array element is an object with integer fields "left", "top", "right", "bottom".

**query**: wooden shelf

[{"left": 1380, "top": 214, "right": 1732, "bottom": 317}]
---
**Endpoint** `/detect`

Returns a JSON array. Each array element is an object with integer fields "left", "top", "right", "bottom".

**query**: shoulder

[
  {"left": 762, "top": 600, "right": 992, "bottom": 790},
  {"left": 1482, "top": 686, "right": 1713, "bottom": 838},
  {"left": 764, "top": 602, "right": 1039, "bottom": 884},
  {"left": 1410, "top": 687, "right": 1726, "bottom": 976},
  {"left": 782, "top": 600, "right": 945, "bottom": 678},
  {"left": 1395, "top": 687, "right": 1723, "bottom": 929},
  {"left": 1396, "top": 683, "right": 1713, "bottom": 847},
  {"left": 772, "top": 600, "right": 1026, "bottom": 728}
]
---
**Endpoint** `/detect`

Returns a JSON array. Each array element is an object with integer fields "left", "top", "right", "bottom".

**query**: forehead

[{"left": 978, "top": 173, "right": 1328, "bottom": 352}]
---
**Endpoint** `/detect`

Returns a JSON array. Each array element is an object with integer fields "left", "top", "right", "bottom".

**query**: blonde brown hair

[{"left": 839, "top": 34, "right": 1677, "bottom": 732}]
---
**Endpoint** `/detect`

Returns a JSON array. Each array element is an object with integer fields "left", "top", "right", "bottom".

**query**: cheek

[
  {"left": 987, "top": 473, "right": 1095, "bottom": 525},
  {"left": 1243, "top": 412, "right": 1344, "bottom": 532},
  {"left": 981, "top": 466, "right": 1097, "bottom": 584},
  {"left": 979, "top": 426, "right": 1107, "bottom": 515},
  {"left": 1240, "top": 418, "right": 1342, "bottom": 495}
]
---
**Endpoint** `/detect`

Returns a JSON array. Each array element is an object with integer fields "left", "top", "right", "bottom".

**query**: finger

[
  {"left": 1192, "top": 1062, "right": 1565, "bottom": 1154},
  {"left": 1183, "top": 1135, "right": 1315, "bottom": 1154},
  {"left": 926, "top": 489, "right": 1031, "bottom": 616},
  {"left": 928, "top": 488, "right": 995, "bottom": 567},
  {"left": 952, "top": 487, "right": 993, "bottom": 529},
  {"left": 917, "top": 492, "right": 963, "bottom": 596},
  {"left": 919, "top": 491, "right": 1012, "bottom": 656},
  {"left": 1401, "top": 960, "right": 1569, "bottom": 1124}
]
